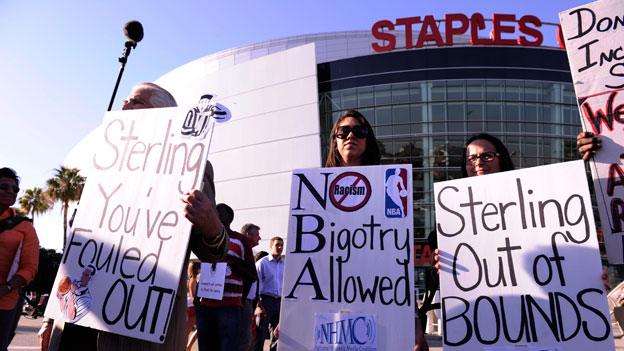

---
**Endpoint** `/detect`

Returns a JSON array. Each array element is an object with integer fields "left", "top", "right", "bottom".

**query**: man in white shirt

[{"left": 253, "top": 237, "right": 284, "bottom": 351}]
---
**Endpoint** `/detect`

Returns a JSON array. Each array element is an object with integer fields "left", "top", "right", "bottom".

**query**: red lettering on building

[
  {"left": 444, "top": 14, "right": 470, "bottom": 46},
  {"left": 371, "top": 12, "right": 547, "bottom": 52},
  {"left": 414, "top": 243, "right": 434, "bottom": 267},
  {"left": 396, "top": 16, "right": 421, "bottom": 49},
  {"left": 470, "top": 13, "right": 493, "bottom": 45},
  {"left": 518, "top": 15, "right": 543, "bottom": 46},
  {"left": 371, "top": 19, "right": 396, "bottom": 52}
]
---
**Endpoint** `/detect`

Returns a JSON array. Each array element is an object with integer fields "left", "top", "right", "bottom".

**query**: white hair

[{"left": 136, "top": 82, "right": 177, "bottom": 108}]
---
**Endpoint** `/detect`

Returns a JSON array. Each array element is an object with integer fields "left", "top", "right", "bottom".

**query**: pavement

[
  {"left": 8, "top": 315, "right": 624, "bottom": 350},
  {"left": 9, "top": 315, "right": 40, "bottom": 351}
]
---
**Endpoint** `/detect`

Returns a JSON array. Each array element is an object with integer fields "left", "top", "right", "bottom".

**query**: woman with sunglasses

[
  {"left": 325, "top": 110, "right": 429, "bottom": 351},
  {"left": 325, "top": 110, "right": 380, "bottom": 167}
]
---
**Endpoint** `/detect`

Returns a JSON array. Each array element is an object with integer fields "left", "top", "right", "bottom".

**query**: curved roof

[{"left": 156, "top": 30, "right": 470, "bottom": 86}]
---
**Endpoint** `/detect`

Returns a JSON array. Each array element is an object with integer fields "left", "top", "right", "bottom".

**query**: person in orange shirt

[{"left": 0, "top": 167, "right": 39, "bottom": 351}]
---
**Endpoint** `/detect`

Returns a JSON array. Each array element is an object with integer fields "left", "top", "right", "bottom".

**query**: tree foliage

[
  {"left": 18, "top": 187, "right": 52, "bottom": 225},
  {"left": 46, "top": 167, "right": 85, "bottom": 249}
]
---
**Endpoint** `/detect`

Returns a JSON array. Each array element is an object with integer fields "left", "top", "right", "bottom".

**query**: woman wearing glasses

[
  {"left": 432, "top": 133, "right": 514, "bottom": 271},
  {"left": 325, "top": 110, "right": 429, "bottom": 351},
  {"left": 462, "top": 133, "right": 515, "bottom": 177}
]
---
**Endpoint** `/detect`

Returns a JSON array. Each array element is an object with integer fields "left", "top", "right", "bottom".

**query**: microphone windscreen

[{"left": 124, "top": 21, "right": 144, "bottom": 43}]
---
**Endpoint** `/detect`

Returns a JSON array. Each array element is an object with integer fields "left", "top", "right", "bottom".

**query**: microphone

[
  {"left": 107, "top": 20, "right": 144, "bottom": 111},
  {"left": 123, "top": 20, "right": 144, "bottom": 46}
]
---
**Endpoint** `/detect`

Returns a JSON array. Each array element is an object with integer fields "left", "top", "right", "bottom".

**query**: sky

[{"left": 0, "top": 0, "right": 589, "bottom": 251}]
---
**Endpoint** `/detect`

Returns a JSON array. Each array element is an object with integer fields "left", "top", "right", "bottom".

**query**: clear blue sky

[{"left": 0, "top": 0, "right": 588, "bottom": 250}]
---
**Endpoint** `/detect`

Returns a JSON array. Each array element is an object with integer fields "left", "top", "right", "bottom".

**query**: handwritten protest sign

[
  {"left": 435, "top": 160, "right": 613, "bottom": 350},
  {"left": 560, "top": 0, "right": 624, "bottom": 263},
  {"left": 279, "top": 165, "right": 414, "bottom": 351},
  {"left": 45, "top": 104, "right": 216, "bottom": 343}
]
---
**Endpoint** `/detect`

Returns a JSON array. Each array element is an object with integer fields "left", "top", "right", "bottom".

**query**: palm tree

[
  {"left": 18, "top": 187, "right": 52, "bottom": 225},
  {"left": 46, "top": 167, "right": 85, "bottom": 249}
]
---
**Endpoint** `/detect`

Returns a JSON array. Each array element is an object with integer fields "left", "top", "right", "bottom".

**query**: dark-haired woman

[
  {"left": 433, "top": 133, "right": 515, "bottom": 268},
  {"left": 432, "top": 132, "right": 608, "bottom": 324},
  {"left": 326, "top": 110, "right": 428, "bottom": 351},
  {"left": 461, "top": 133, "right": 515, "bottom": 177},
  {"left": 427, "top": 133, "right": 515, "bottom": 336},
  {"left": 325, "top": 110, "right": 380, "bottom": 167}
]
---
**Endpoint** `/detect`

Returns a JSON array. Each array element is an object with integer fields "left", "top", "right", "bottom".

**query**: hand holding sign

[
  {"left": 577, "top": 131, "right": 602, "bottom": 161},
  {"left": 182, "top": 189, "right": 224, "bottom": 240}
]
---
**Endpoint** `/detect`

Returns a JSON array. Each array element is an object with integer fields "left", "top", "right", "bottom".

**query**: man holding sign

[
  {"left": 43, "top": 82, "right": 229, "bottom": 351},
  {"left": 99, "top": 82, "right": 228, "bottom": 351}
]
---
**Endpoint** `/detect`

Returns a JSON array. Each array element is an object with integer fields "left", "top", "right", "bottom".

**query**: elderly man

[
  {"left": 0, "top": 168, "right": 39, "bottom": 351},
  {"left": 46, "top": 82, "right": 228, "bottom": 351},
  {"left": 121, "top": 82, "right": 177, "bottom": 110},
  {"left": 100, "top": 82, "right": 228, "bottom": 351}
]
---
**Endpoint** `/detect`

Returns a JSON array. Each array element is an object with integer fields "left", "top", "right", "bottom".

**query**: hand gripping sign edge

[{"left": 329, "top": 171, "right": 372, "bottom": 212}]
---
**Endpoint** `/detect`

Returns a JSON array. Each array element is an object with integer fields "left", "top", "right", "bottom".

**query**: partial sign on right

[{"left": 560, "top": 0, "right": 624, "bottom": 263}]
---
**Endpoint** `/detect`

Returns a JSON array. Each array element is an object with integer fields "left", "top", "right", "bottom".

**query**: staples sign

[{"left": 371, "top": 13, "right": 545, "bottom": 52}]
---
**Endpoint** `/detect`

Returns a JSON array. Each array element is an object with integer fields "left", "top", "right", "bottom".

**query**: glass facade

[{"left": 320, "top": 79, "right": 580, "bottom": 239}]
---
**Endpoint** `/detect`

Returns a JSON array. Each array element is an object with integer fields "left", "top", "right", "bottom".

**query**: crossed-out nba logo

[{"left": 385, "top": 168, "right": 408, "bottom": 218}]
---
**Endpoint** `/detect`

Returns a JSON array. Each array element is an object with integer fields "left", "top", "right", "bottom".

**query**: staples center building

[{"left": 151, "top": 14, "right": 580, "bottom": 295}]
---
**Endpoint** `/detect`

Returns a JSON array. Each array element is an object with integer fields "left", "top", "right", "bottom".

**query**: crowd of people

[{"left": 0, "top": 81, "right": 614, "bottom": 351}]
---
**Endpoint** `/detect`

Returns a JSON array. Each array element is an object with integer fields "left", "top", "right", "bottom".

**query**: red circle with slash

[{"left": 329, "top": 171, "right": 372, "bottom": 212}]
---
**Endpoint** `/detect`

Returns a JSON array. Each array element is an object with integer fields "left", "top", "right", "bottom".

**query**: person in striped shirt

[{"left": 195, "top": 203, "right": 256, "bottom": 351}]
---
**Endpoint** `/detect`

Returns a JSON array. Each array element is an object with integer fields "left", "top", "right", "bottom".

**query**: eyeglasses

[
  {"left": 465, "top": 151, "right": 499, "bottom": 165},
  {"left": 0, "top": 184, "right": 19, "bottom": 193},
  {"left": 335, "top": 125, "right": 369, "bottom": 139}
]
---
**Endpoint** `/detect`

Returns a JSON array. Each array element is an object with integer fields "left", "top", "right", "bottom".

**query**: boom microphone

[
  {"left": 107, "top": 20, "right": 144, "bottom": 111},
  {"left": 124, "top": 20, "right": 144, "bottom": 44}
]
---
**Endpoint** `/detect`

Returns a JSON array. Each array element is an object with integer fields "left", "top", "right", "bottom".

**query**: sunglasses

[
  {"left": 335, "top": 125, "right": 369, "bottom": 139},
  {"left": 0, "top": 183, "right": 19, "bottom": 193},
  {"left": 465, "top": 151, "right": 500, "bottom": 165}
]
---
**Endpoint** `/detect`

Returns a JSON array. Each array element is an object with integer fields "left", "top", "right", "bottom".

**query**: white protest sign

[
  {"left": 279, "top": 165, "right": 414, "bottom": 351},
  {"left": 560, "top": 0, "right": 624, "bottom": 263},
  {"left": 197, "top": 262, "right": 226, "bottom": 300},
  {"left": 45, "top": 102, "right": 218, "bottom": 343},
  {"left": 435, "top": 160, "right": 613, "bottom": 350}
]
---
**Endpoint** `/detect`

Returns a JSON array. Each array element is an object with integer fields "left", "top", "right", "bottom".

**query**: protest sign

[
  {"left": 279, "top": 165, "right": 415, "bottom": 351},
  {"left": 560, "top": 0, "right": 624, "bottom": 263},
  {"left": 197, "top": 262, "right": 226, "bottom": 300},
  {"left": 435, "top": 160, "right": 613, "bottom": 350},
  {"left": 45, "top": 102, "right": 219, "bottom": 343}
]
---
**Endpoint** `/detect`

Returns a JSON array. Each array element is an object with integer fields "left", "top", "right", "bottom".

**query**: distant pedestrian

[
  {"left": 186, "top": 261, "right": 200, "bottom": 351},
  {"left": 253, "top": 237, "right": 284, "bottom": 351},
  {"left": 239, "top": 223, "right": 261, "bottom": 351},
  {"left": 0, "top": 167, "right": 39, "bottom": 351}
]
